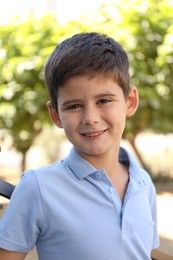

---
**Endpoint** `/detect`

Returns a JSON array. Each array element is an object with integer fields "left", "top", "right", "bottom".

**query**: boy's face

[{"left": 48, "top": 75, "right": 138, "bottom": 162}]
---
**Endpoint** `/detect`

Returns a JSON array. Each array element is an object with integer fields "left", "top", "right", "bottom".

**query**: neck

[
  {"left": 76, "top": 147, "right": 129, "bottom": 202},
  {"left": 78, "top": 148, "right": 120, "bottom": 178}
]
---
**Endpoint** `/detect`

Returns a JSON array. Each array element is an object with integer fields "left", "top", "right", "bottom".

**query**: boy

[{"left": 0, "top": 32, "right": 159, "bottom": 259}]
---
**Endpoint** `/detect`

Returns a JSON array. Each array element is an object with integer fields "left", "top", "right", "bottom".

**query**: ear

[
  {"left": 126, "top": 86, "right": 139, "bottom": 117},
  {"left": 47, "top": 101, "right": 63, "bottom": 128}
]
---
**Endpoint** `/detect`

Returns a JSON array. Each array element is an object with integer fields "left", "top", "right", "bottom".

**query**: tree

[
  {"left": 1, "top": 0, "right": 173, "bottom": 173},
  {"left": 0, "top": 15, "right": 88, "bottom": 172},
  {"left": 96, "top": 0, "right": 173, "bottom": 168}
]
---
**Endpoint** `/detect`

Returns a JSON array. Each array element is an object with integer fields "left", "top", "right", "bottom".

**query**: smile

[{"left": 82, "top": 130, "right": 106, "bottom": 137}]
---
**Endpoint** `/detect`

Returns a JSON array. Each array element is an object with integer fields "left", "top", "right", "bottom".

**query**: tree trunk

[
  {"left": 21, "top": 152, "right": 26, "bottom": 174},
  {"left": 128, "top": 137, "right": 149, "bottom": 171}
]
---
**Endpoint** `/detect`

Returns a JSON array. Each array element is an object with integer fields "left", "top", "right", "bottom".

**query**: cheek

[
  {"left": 105, "top": 107, "right": 126, "bottom": 122},
  {"left": 106, "top": 109, "right": 126, "bottom": 134},
  {"left": 62, "top": 124, "right": 73, "bottom": 142},
  {"left": 61, "top": 116, "right": 77, "bottom": 134}
]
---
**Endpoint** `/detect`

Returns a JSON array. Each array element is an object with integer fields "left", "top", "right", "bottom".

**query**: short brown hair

[{"left": 45, "top": 32, "right": 130, "bottom": 110}]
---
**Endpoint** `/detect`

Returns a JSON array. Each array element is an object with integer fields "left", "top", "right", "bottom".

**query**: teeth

[{"left": 85, "top": 131, "right": 103, "bottom": 137}]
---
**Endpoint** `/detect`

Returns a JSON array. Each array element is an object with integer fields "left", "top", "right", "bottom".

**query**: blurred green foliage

[
  {"left": 0, "top": 15, "right": 90, "bottom": 170},
  {"left": 0, "top": 0, "right": 173, "bottom": 170},
  {"left": 98, "top": 0, "right": 173, "bottom": 137}
]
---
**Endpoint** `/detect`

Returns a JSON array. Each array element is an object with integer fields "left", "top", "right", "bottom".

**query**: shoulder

[
  {"left": 22, "top": 158, "right": 68, "bottom": 182},
  {"left": 18, "top": 150, "right": 80, "bottom": 199},
  {"left": 28, "top": 147, "right": 79, "bottom": 180}
]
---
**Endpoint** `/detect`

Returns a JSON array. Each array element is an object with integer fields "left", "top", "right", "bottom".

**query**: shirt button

[
  {"left": 109, "top": 187, "right": 115, "bottom": 194},
  {"left": 95, "top": 172, "right": 102, "bottom": 179},
  {"left": 123, "top": 224, "right": 132, "bottom": 232}
]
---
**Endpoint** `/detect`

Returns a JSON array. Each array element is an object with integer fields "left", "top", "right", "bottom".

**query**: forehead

[
  {"left": 59, "top": 73, "right": 118, "bottom": 89},
  {"left": 57, "top": 74, "right": 123, "bottom": 100}
]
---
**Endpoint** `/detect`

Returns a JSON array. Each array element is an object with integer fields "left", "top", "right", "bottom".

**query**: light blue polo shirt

[{"left": 0, "top": 147, "right": 159, "bottom": 259}]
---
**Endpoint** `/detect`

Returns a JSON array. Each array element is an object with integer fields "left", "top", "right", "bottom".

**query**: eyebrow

[{"left": 95, "top": 92, "right": 117, "bottom": 99}]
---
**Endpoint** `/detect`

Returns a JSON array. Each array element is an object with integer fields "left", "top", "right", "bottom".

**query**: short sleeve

[
  {"left": 0, "top": 170, "right": 43, "bottom": 252},
  {"left": 150, "top": 183, "right": 160, "bottom": 249}
]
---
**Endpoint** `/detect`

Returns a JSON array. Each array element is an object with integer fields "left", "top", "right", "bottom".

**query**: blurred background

[{"left": 0, "top": 0, "right": 173, "bottom": 256}]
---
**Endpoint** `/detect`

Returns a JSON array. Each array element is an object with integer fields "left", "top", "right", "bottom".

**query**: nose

[{"left": 82, "top": 106, "right": 99, "bottom": 125}]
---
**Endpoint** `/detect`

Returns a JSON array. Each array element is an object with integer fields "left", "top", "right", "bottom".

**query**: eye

[
  {"left": 66, "top": 104, "right": 82, "bottom": 110},
  {"left": 97, "top": 98, "right": 112, "bottom": 104}
]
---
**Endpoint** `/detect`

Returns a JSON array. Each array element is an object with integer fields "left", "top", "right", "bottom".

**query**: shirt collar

[
  {"left": 64, "top": 147, "right": 97, "bottom": 180},
  {"left": 119, "top": 147, "right": 148, "bottom": 187},
  {"left": 64, "top": 146, "right": 148, "bottom": 187}
]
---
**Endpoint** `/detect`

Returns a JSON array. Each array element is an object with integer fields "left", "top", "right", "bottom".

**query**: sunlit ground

[
  {"left": 157, "top": 192, "right": 173, "bottom": 240},
  {"left": 156, "top": 192, "right": 173, "bottom": 255}
]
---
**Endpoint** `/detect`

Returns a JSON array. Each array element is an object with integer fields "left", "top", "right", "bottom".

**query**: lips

[{"left": 81, "top": 130, "right": 106, "bottom": 137}]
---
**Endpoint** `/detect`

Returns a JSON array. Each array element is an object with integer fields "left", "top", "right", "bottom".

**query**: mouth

[{"left": 81, "top": 130, "right": 106, "bottom": 138}]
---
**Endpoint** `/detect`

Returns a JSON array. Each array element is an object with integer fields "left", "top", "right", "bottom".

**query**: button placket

[
  {"left": 109, "top": 187, "right": 115, "bottom": 194},
  {"left": 122, "top": 224, "right": 132, "bottom": 233},
  {"left": 95, "top": 172, "right": 102, "bottom": 179},
  {"left": 92, "top": 170, "right": 122, "bottom": 210}
]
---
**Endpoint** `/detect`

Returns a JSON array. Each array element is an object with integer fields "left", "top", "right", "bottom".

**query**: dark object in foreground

[{"left": 0, "top": 180, "right": 15, "bottom": 199}]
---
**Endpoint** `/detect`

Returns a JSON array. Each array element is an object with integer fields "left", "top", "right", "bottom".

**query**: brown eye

[
  {"left": 97, "top": 99, "right": 111, "bottom": 104},
  {"left": 67, "top": 104, "right": 82, "bottom": 110}
]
